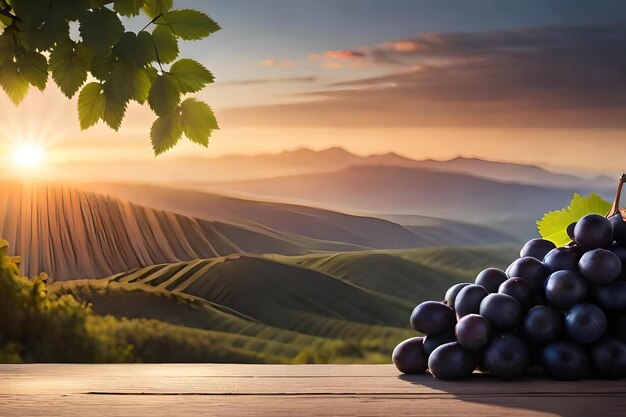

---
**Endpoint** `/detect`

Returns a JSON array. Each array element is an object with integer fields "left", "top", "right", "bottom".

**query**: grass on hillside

[{"left": 272, "top": 245, "right": 519, "bottom": 304}]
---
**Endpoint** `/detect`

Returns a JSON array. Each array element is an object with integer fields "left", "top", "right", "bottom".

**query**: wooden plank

[{"left": 0, "top": 364, "right": 625, "bottom": 416}]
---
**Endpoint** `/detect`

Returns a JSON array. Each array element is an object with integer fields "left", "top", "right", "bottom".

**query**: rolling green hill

[
  {"left": 51, "top": 246, "right": 517, "bottom": 363},
  {"left": 105, "top": 255, "right": 412, "bottom": 337},
  {"left": 53, "top": 258, "right": 416, "bottom": 363},
  {"left": 273, "top": 246, "right": 519, "bottom": 303}
]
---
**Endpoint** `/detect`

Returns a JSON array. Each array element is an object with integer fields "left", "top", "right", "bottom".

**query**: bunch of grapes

[{"left": 393, "top": 177, "right": 626, "bottom": 381}]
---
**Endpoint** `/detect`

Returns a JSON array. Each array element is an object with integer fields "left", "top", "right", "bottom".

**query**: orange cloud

[
  {"left": 389, "top": 41, "right": 423, "bottom": 52},
  {"left": 259, "top": 59, "right": 295, "bottom": 68},
  {"left": 324, "top": 50, "right": 366, "bottom": 60},
  {"left": 308, "top": 50, "right": 368, "bottom": 70},
  {"left": 224, "top": 23, "right": 626, "bottom": 130}
]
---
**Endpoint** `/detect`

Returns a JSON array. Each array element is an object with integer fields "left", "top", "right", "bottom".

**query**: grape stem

[{"left": 607, "top": 173, "right": 626, "bottom": 218}]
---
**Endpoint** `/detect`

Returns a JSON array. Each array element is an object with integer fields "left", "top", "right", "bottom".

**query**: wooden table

[{"left": 0, "top": 364, "right": 625, "bottom": 416}]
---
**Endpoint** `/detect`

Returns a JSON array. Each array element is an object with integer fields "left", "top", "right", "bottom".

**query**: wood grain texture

[{"left": 0, "top": 364, "right": 624, "bottom": 416}]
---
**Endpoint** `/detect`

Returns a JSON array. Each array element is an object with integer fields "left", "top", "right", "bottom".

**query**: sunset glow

[{"left": 12, "top": 143, "right": 46, "bottom": 169}]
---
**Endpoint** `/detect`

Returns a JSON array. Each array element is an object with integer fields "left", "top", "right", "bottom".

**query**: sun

[{"left": 12, "top": 143, "right": 46, "bottom": 168}]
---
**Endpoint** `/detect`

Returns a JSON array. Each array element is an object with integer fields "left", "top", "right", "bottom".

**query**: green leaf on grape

[{"left": 538, "top": 193, "right": 612, "bottom": 246}]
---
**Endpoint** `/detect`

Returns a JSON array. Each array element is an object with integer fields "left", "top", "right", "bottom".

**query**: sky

[{"left": 1, "top": 0, "right": 626, "bottom": 174}]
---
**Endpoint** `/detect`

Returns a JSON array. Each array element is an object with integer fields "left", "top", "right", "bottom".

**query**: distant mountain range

[
  {"left": 48, "top": 147, "right": 614, "bottom": 190},
  {"left": 198, "top": 147, "right": 613, "bottom": 189},
  {"left": 0, "top": 182, "right": 516, "bottom": 280},
  {"left": 204, "top": 165, "right": 604, "bottom": 225},
  {"left": 86, "top": 182, "right": 517, "bottom": 245}
]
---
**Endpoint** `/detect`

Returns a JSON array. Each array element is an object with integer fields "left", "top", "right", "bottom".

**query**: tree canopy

[{"left": 0, "top": 0, "right": 219, "bottom": 155}]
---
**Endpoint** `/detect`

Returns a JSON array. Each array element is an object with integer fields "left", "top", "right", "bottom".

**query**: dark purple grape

[
  {"left": 444, "top": 282, "right": 472, "bottom": 308},
  {"left": 483, "top": 333, "right": 529, "bottom": 380},
  {"left": 534, "top": 293, "right": 549, "bottom": 306},
  {"left": 610, "top": 214, "right": 626, "bottom": 246},
  {"left": 410, "top": 301, "right": 456, "bottom": 336},
  {"left": 520, "top": 238, "right": 556, "bottom": 261},
  {"left": 544, "top": 270, "right": 588, "bottom": 309},
  {"left": 498, "top": 278, "right": 536, "bottom": 308},
  {"left": 428, "top": 342, "right": 476, "bottom": 380},
  {"left": 522, "top": 306, "right": 563, "bottom": 345},
  {"left": 579, "top": 249, "right": 622, "bottom": 284},
  {"left": 543, "top": 246, "right": 581, "bottom": 274},
  {"left": 454, "top": 285, "right": 489, "bottom": 319},
  {"left": 608, "top": 243, "right": 626, "bottom": 277},
  {"left": 594, "top": 280, "right": 626, "bottom": 311},
  {"left": 455, "top": 314, "right": 491, "bottom": 350},
  {"left": 591, "top": 336, "right": 626, "bottom": 379},
  {"left": 567, "top": 222, "right": 577, "bottom": 241},
  {"left": 574, "top": 214, "right": 613, "bottom": 250},
  {"left": 611, "top": 314, "right": 626, "bottom": 342},
  {"left": 475, "top": 268, "right": 507, "bottom": 293},
  {"left": 542, "top": 341, "right": 588, "bottom": 380},
  {"left": 423, "top": 331, "right": 456, "bottom": 357},
  {"left": 392, "top": 337, "right": 428, "bottom": 374},
  {"left": 506, "top": 256, "right": 548, "bottom": 289},
  {"left": 479, "top": 293, "right": 522, "bottom": 331},
  {"left": 565, "top": 303, "right": 607, "bottom": 344}
]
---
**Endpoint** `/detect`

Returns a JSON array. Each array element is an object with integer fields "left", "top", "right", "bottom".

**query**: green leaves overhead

[
  {"left": 150, "top": 112, "right": 183, "bottom": 155},
  {"left": 102, "top": 83, "right": 128, "bottom": 130},
  {"left": 143, "top": 0, "right": 173, "bottom": 18},
  {"left": 114, "top": 0, "right": 146, "bottom": 17},
  {"left": 0, "top": 61, "right": 29, "bottom": 104},
  {"left": 109, "top": 61, "right": 152, "bottom": 103},
  {"left": 0, "top": 0, "right": 220, "bottom": 155},
  {"left": 78, "top": 82, "right": 105, "bottom": 129},
  {"left": 49, "top": 41, "right": 88, "bottom": 98},
  {"left": 159, "top": 9, "right": 220, "bottom": 40},
  {"left": 148, "top": 74, "right": 180, "bottom": 116},
  {"left": 537, "top": 193, "right": 612, "bottom": 246},
  {"left": 114, "top": 31, "right": 156, "bottom": 67},
  {"left": 170, "top": 59, "right": 214, "bottom": 93},
  {"left": 0, "top": 32, "right": 14, "bottom": 63},
  {"left": 180, "top": 98, "right": 218, "bottom": 146},
  {"left": 16, "top": 51, "right": 48, "bottom": 91},
  {"left": 79, "top": 8, "right": 124, "bottom": 53},
  {"left": 152, "top": 25, "right": 179, "bottom": 64},
  {"left": 17, "top": 9, "right": 69, "bottom": 51}
]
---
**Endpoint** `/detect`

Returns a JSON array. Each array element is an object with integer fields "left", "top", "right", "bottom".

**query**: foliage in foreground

[
  {"left": 0, "top": 240, "right": 402, "bottom": 364},
  {"left": 0, "top": 240, "right": 131, "bottom": 362},
  {"left": 0, "top": 0, "right": 219, "bottom": 155}
]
